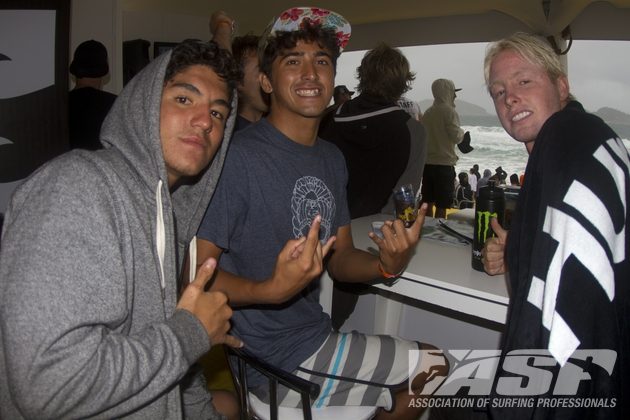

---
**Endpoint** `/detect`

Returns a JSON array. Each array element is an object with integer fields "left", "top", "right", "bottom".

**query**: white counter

[{"left": 320, "top": 213, "right": 509, "bottom": 336}]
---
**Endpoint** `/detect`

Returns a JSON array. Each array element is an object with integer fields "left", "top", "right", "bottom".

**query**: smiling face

[
  {"left": 260, "top": 40, "right": 334, "bottom": 132},
  {"left": 488, "top": 49, "right": 569, "bottom": 153},
  {"left": 160, "top": 64, "right": 231, "bottom": 188}
]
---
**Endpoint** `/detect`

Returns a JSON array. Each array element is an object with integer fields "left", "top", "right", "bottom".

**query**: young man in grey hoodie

[{"left": 0, "top": 40, "right": 243, "bottom": 419}]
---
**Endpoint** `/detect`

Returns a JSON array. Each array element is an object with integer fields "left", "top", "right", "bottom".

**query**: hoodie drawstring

[
  {"left": 333, "top": 106, "right": 400, "bottom": 123},
  {"left": 188, "top": 236, "right": 197, "bottom": 284},
  {"left": 155, "top": 180, "right": 166, "bottom": 301}
]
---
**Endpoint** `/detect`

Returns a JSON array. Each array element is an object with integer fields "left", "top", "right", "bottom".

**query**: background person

[
  {"left": 320, "top": 43, "right": 426, "bottom": 219},
  {"left": 333, "top": 84, "right": 354, "bottom": 106},
  {"left": 476, "top": 168, "right": 492, "bottom": 191},
  {"left": 421, "top": 78, "right": 468, "bottom": 218},
  {"left": 489, "top": 165, "right": 507, "bottom": 184},
  {"left": 231, "top": 34, "right": 270, "bottom": 130},
  {"left": 455, "top": 171, "right": 474, "bottom": 209},
  {"left": 1, "top": 40, "right": 242, "bottom": 419},
  {"left": 468, "top": 167, "right": 478, "bottom": 195},
  {"left": 319, "top": 42, "right": 426, "bottom": 333},
  {"left": 319, "top": 84, "right": 355, "bottom": 133},
  {"left": 68, "top": 40, "right": 117, "bottom": 150},
  {"left": 398, "top": 95, "right": 423, "bottom": 121},
  {"left": 470, "top": 163, "right": 481, "bottom": 182}
]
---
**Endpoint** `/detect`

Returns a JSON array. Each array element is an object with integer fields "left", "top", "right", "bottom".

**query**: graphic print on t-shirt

[{"left": 291, "top": 176, "right": 335, "bottom": 242}]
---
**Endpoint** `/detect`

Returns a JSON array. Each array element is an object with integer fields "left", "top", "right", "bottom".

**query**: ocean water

[
  {"left": 455, "top": 125, "right": 528, "bottom": 179},
  {"left": 454, "top": 125, "right": 630, "bottom": 179}
]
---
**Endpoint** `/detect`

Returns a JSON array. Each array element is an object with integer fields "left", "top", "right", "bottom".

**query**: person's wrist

[
  {"left": 213, "top": 19, "right": 236, "bottom": 36},
  {"left": 378, "top": 261, "right": 404, "bottom": 279},
  {"left": 257, "top": 277, "right": 281, "bottom": 305}
]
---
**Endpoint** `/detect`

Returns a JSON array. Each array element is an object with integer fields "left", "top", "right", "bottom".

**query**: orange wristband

[{"left": 378, "top": 262, "right": 403, "bottom": 279}]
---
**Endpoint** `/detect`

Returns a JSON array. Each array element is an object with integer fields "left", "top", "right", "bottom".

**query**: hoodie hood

[
  {"left": 431, "top": 78, "right": 458, "bottom": 107},
  {"left": 100, "top": 50, "right": 238, "bottom": 266},
  {"left": 0, "top": 47, "right": 238, "bottom": 420},
  {"left": 100, "top": 53, "right": 171, "bottom": 195}
]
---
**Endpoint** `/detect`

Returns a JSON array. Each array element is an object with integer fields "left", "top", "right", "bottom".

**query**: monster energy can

[{"left": 472, "top": 181, "right": 505, "bottom": 272}]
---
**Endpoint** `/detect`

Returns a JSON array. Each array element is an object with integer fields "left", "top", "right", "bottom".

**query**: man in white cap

[{"left": 421, "top": 78, "right": 471, "bottom": 218}]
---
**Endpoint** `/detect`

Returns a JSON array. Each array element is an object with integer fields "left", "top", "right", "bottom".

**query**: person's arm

[
  {"left": 209, "top": 10, "right": 235, "bottom": 52},
  {"left": 327, "top": 204, "right": 428, "bottom": 282},
  {"left": 194, "top": 215, "right": 336, "bottom": 305},
  {"left": 0, "top": 162, "right": 226, "bottom": 419},
  {"left": 175, "top": 257, "right": 241, "bottom": 420},
  {"left": 445, "top": 107, "right": 465, "bottom": 145}
]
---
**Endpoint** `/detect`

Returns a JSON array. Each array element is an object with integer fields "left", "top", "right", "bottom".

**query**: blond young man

[{"left": 482, "top": 32, "right": 629, "bottom": 419}]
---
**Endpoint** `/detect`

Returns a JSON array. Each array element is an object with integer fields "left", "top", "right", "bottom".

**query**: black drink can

[{"left": 472, "top": 181, "right": 505, "bottom": 272}]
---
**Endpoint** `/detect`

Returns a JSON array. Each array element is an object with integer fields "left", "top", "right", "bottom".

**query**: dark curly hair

[
  {"left": 259, "top": 20, "right": 339, "bottom": 78},
  {"left": 356, "top": 43, "right": 415, "bottom": 102},
  {"left": 232, "top": 34, "right": 260, "bottom": 68},
  {"left": 164, "top": 39, "right": 242, "bottom": 102}
]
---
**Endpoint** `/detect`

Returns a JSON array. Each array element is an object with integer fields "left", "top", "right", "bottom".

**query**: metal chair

[
  {"left": 453, "top": 185, "right": 475, "bottom": 210},
  {"left": 226, "top": 347, "right": 377, "bottom": 420}
]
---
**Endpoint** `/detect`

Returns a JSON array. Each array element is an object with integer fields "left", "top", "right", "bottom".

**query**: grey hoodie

[{"left": 0, "top": 49, "right": 236, "bottom": 419}]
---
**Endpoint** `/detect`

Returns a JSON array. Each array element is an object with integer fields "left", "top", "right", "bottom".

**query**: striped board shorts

[{"left": 252, "top": 331, "right": 421, "bottom": 411}]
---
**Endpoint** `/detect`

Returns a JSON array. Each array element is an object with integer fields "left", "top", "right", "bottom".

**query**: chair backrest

[
  {"left": 453, "top": 185, "right": 475, "bottom": 210},
  {"left": 225, "top": 347, "right": 377, "bottom": 420},
  {"left": 248, "top": 392, "right": 377, "bottom": 420}
]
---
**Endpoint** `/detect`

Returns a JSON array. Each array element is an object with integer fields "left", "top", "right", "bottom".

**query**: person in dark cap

[
  {"left": 68, "top": 40, "right": 117, "bottom": 150},
  {"left": 333, "top": 84, "right": 354, "bottom": 105},
  {"left": 318, "top": 84, "right": 355, "bottom": 133},
  {"left": 489, "top": 165, "right": 508, "bottom": 185}
]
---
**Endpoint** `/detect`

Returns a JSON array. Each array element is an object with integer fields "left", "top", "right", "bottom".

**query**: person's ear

[
  {"left": 557, "top": 75, "right": 570, "bottom": 103},
  {"left": 260, "top": 72, "right": 273, "bottom": 94}
]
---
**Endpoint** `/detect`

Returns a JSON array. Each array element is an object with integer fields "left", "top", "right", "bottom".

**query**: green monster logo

[{"left": 476, "top": 210, "right": 498, "bottom": 243}]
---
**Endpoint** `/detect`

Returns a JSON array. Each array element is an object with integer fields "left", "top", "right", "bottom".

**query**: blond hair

[{"left": 484, "top": 32, "right": 573, "bottom": 100}]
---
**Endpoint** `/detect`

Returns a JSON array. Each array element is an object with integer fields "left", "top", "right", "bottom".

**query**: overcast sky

[{"left": 335, "top": 40, "right": 630, "bottom": 116}]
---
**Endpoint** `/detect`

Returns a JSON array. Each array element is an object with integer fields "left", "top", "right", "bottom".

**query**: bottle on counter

[{"left": 472, "top": 180, "right": 505, "bottom": 272}]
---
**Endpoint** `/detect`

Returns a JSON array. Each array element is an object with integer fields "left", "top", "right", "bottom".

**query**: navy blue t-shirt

[{"left": 197, "top": 118, "right": 351, "bottom": 382}]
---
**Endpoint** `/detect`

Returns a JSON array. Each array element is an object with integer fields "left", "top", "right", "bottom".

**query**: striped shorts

[{"left": 253, "top": 331, "right": 420, "bottom": 410}]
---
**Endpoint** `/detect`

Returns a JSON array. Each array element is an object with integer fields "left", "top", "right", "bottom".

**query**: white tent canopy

[{"left": 122, "top": 0, "right": 630, "bottom": 50}]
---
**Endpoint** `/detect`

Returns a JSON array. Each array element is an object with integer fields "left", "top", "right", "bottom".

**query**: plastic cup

[{"left": 393, "top": 184, "right": 417, "bottom": 228}]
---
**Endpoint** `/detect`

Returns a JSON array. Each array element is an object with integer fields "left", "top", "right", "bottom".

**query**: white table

[{"left": 320, "top": 213, "right": 509, "bottom": 336}]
